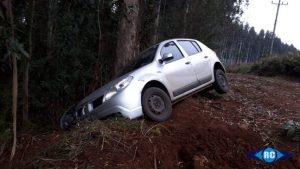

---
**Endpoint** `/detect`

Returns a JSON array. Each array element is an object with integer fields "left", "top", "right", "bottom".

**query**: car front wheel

[
  {"left": 142, "top": 87, "right": 172, "bottom": 122},
  {"left": 213, "top": 69, "right": 229, "bottom": 94}
]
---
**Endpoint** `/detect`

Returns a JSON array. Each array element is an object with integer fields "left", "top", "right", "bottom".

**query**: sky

[{"left": 241, "top": 0, "right": 300, "bottom": 50}]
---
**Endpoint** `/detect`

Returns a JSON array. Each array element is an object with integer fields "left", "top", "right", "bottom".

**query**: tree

[
  {"left": 182, "top": 0, "right": 191, "bottom": 37},
  {"left": 22, "top": 0, "right": 35, "bottom": 124},
  {"left": 115, "top": 0, "right": 140, "bottom": 76},
  {"left": 152, "top": 0, "right": 161, "bottom": 44},
  {"left": 1, "top": 0, "right": 18, "bottom": 160}
]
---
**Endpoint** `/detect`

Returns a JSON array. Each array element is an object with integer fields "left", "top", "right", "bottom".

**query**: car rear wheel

[
  {"left": 142, "top": 87, "right": 172, "bottom": 122},
  {"left": 213, "top": 69, "right": 229, "bottom": 94}
]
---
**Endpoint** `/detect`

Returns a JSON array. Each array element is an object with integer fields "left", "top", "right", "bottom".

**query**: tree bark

[
  {"left": 23, "top": 0, "right": 35, "bottom": 124},
  {"left": 47, "top": 0, "right": 56, "bottom": 59},
  {"left": 22, "top": 58, "right": 29, "bottom": 123},
  {"left": 5, "top": 0, "right": 18, "bottom": 161},
  {"left": 115, "top": 0, "right": 140, "bottom": 76},
  {"left": 152, "top": 0, "right": 161, "bottom": 44},
  {"left": 182, "top": 0, "right": 191, "bottom": 37}
]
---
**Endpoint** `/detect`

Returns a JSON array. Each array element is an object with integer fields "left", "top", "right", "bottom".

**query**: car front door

[
  {"left": 177, "top": 40, "right": 212, "bottom": 85},
  {"left": 159, "top": 41, "right": 198, "bottom": 98}
]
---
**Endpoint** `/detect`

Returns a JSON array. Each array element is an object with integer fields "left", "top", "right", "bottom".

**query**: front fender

[{"left": 137, "top": 73, "right": 173, "bottom": 99}]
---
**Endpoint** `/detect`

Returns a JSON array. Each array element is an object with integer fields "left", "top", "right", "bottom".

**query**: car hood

[
  {"left": 76, "top": 73, "right": 131, "bottom": 108},
  {"left": 76, "top": 62, "right": 157, "bottom": 109}
]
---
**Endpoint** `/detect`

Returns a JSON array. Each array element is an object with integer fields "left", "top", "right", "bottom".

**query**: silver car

[{"left": 60, "top": 38, "right": 229, "bottom": 129}]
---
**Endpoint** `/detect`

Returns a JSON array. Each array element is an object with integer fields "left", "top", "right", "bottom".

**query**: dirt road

[{"left": 1, "top": 74, "right": 300, "bottom": 169}]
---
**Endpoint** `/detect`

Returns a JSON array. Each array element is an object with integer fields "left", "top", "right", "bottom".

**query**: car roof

[
  {"left": 162, "top": 38, "right": 199, "bottom": 43},
  {"left": 149, "top": 38, "right": 199, "bottom": 48}
]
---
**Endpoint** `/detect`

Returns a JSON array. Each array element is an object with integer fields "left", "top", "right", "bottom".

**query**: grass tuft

[{"left": 282, "top": 120, "right": 300, "bottom": 141}]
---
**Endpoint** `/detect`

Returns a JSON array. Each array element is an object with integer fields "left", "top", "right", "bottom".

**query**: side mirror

[{"left": 159, "top": 53, "right": 174, "bottom": 64}]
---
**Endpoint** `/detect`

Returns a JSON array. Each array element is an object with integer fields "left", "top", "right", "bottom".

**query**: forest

[{"left": 0, "top": 0, "right": 299, "bottom": 162}]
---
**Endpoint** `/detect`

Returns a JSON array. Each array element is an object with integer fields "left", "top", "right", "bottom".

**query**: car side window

[
  {"left": 191, "top": 41, "right": 202, "bottom": 52},
  {"left": 160, "top": 42, "right": 184, "bottom": 64},
  {"left": 178, "top": 40, "right": 201, "bottom": 56}
]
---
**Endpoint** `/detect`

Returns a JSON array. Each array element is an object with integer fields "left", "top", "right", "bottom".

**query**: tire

[
  {"left": 142, "top": 87, "right": 172, "bottom": 122},
  {"left": 213, "top": 69, "right": 229, "bottom": 94}
]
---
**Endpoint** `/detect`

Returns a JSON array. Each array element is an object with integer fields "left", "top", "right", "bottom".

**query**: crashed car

[{"left": 60, "top": 38, "right": 229, "bottom": 129}]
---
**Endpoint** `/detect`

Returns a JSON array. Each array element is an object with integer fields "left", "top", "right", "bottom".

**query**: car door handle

[
  {"left": 185, "top": 61, "right": 191, "bottom": 65},
  {"left": 204, "top": 56, "right": 208, "bottom": 58}
]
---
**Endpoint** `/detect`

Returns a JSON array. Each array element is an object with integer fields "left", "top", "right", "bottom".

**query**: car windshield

[{"left": 118, "top": 44, "right": 159, "bottom": 76}]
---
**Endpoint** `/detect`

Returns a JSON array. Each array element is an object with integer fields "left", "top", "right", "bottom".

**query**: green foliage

[
  {"left": 231, "top": 54, "right": 300, "bottom": 79},
  {"left": 7, "top": 38, "right": 29, "bottom": 59},
  {"left": 0, "top": 128, "right": 12, "bottom": 142},
  {"left": 0, "top": 83, "right": 11, "bottom": 141},
  {"left": 152, "top": 127, "right": 162, "bottom": 135},
  {"left": 0, "top": 90, "right": 11, "bottom": 141},
  {"left": 250, "top": 55, "right": 300, "bottom": 78},
  {"left": 0, "top": 76, "right": 11, "bottom": 137},
  {"left": 27, "top": 0, "right": 119, "bottom": 125},
  {"left": 218, "top": 23, "right": 298, "bottom": 64},
  {"left": 282, "top": 120, "right": 300, "bottom": 141}
]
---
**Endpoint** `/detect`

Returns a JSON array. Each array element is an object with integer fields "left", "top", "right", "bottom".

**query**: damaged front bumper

[{"left": 60, "top": 77, "right": 145, "bottom": 130}]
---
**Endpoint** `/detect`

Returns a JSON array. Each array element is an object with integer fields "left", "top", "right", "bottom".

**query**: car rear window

[{"left": 178, "top": 40, "right": 201, "bottom": 56}]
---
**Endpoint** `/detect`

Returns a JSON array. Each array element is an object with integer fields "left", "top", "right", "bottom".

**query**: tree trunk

[
  {"left": 47, "top": 0, "right": 56, "bottom": 59},
  {"left": 11, "top": 54, "right": 17, "bottom": 161},
  {"left": 182, "top": 0, "right": 191, "bottom": 37},
  {"left": 152, "top": 0, "right": 161, "bottom": 44},
  {"left": 22, "top": 59, "right": 29, "bottom": 123},
  {"left": 237, "top": 40, "right": 243, "bottom": 64},
  {"left": 23, "top": 0, "right": 35, "bottom": 124},
  {"left": 88, "top": 0, "right": 103, "bottom": 92},
  {"left": 115, "top": 0, "right": 140, "bottom": 76},
  {"left": 4, "top": 0, "right": 18, "bottom": 161}
]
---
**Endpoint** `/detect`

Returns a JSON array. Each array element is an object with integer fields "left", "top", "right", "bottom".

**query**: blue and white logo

[{"left": 247, "top": 147, "right": 292, "bottom": 163}]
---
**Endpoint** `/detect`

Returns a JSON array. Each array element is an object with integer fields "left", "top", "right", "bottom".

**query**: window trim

[
  {"left": 177, "top": 40, "right": 201, "bottom": 56},
  {"left": 160, "top": 41, "right": 185, "bottom": 64},
  {"left": 191, "top": 41, "right": 202, "bottom": 53}
]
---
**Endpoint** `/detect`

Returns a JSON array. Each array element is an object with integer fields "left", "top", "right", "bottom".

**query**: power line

[{"left": 270, "top": 0, "right": 288, "bottom": 55}]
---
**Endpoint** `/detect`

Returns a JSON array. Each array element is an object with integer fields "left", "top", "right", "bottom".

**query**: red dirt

[{"left": 1, "top": 74, "right": 300, "bottom": 169}]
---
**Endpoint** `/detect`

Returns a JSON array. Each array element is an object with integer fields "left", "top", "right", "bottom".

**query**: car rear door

[
  {"left": 159, "top": 41, "right": 198, "bottom": 98},
  {"left": 177, "top": 40, "right": 212, "bottom": 85}
]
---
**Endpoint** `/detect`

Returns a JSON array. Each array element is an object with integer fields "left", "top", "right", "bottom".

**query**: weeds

[
  {"left": 28, "top": 117, "right": 172, "bottom": 168},
  {"left": 282, "top": 120, "right": 300, "bottom": 141},
  {"left": 0, "top": 128, "right": 11, "bottom": 143},
  {"left": 228, "top": 54, "right": 300, "bottom": 79}
]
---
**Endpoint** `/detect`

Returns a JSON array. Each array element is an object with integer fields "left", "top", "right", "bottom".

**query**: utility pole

[{"left": 270, "top": 0, "right": 288, "bottom": 55}]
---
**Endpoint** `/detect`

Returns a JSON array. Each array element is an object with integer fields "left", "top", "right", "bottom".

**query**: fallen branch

[
  {"left": 131, "top": 146, "right": 138, "bottom": 162},
  {"left": 210, "top": 104, "right": 223, "bottom": 110},
  {"left": 108, "top": 137, "right": 130, "bottom": 150},
  {"left": 101, "top": 135, "right": 105, "bottom": 151},
  {"left": 39, "top": 158, "right": 65, "bottom": 162}
]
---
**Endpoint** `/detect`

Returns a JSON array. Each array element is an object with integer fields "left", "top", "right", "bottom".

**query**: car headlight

[
  {"left": 103, "top": 76, "right": 133, "bottom": 102},
  {"left": 82, "top": 103, "right": 93, "bottom": 115}
]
